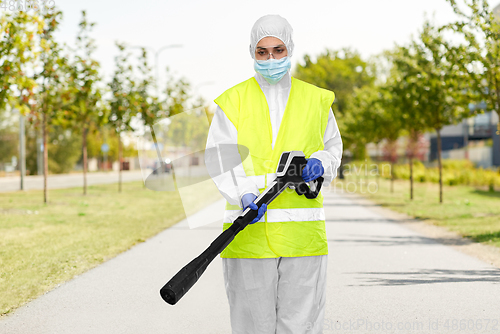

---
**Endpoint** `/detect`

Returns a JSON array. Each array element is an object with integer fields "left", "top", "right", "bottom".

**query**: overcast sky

[{"left": 50, "top": 0, "right": 483, "bottom": 107}]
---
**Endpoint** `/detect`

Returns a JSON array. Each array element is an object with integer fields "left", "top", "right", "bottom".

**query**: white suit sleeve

[
  {"left": 310, "top": 108, "right": 343, "bottom": 184},
  {"left": 205, "top": 106, "right": 260, "bottom": 207}
]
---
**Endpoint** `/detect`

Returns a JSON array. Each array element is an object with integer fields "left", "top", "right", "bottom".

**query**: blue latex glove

[
  {"left": 241, "top": 193, "right": 267, "bottom": 224},
  {"left": 302, "top": 158, "right": 324, "bottom": 182}
]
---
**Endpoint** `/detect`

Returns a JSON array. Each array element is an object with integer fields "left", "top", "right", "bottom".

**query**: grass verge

[
  {"left": 334, "top": 176, "right": 500, "bottom": 248},
  {"left": 0, "top": 180, "right": 219, "bottom": 316}
]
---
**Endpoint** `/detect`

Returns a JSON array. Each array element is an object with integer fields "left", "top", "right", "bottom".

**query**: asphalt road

[
  {"left": 1, "top": 189, "right": 500, "bottom": 334},
  {"left": 0, "top": 170, "right": 144, "bottom": 192}
]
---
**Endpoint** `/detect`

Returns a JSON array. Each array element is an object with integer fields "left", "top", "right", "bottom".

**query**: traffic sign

[{"left": 101, "top": 143, "right": 110, "bottom": 153}]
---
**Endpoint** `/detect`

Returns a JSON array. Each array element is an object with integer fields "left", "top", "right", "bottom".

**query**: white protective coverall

[{"left": 205, "top": 15, "right": 343, "bottom": 334}]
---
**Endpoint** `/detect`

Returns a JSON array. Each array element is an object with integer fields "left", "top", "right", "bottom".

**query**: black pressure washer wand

[{"left": 159, "top": 151, "right": 324, "bottom": 305}]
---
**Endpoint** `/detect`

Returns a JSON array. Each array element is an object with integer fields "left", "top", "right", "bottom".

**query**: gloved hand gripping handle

[{"left": 160, "top": 151, "right": 324, "bottom": 305}]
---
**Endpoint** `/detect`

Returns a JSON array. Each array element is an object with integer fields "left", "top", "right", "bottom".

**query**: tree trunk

[
  {"left": 118, "top": 135, "right": 122, "bottom": 193},
  {"left": 409, "top": 155, "right": 414, "bottom": 200},
  {"left": 464, "top": 119, "right": 469, "bottom": 160},
  {"left": 408, "top": 130, "right": 418, "bottom": 201},
  {"left": 376, "top": 167, "right": 380, "bottom": 189},
  {"left": 82, "top": 128, "right": 88, "bottom": 195},
  {"left": 376, "top": 142, "right": 380, "bottom": 162},
  {"left": 437, "top": 128, "right": 443, "bottom": 204},
  {"left": 376, "top": 142, "right": 380, "bottom": 188},
  {"left": 390, "top": 161, "right": 394, "bottom": 193},
  {"left": 43, "top": 113, "right": 48, "bottom": 204}
]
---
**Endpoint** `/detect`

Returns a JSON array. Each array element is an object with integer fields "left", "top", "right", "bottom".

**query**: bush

[
  {"left": 48, "top": 128, "right": 82, "bottom": 174},
  {"left": 371, "top": 159, "right": 500, "bottom": 188},
  {"left": 442, "top": 159, "right": 475, "bottom": 170}
]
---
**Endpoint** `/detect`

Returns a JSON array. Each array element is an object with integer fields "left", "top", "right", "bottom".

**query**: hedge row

[{"left": 344, "top": 159, "right": 500, "bottom": 187}]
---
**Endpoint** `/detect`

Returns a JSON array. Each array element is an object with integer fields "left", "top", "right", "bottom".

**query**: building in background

[
  {"left": 425, "top": 2, "right": 500, "bottom": 168},
  {"left": 366, "top": 109, "right": 499, "bottom": 168},
  {"left": 427, "top": 111, "right": 500, "bottom": 168}
]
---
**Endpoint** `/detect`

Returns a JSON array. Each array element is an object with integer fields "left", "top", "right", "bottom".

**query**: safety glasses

[{"left": 255, "top": 45, "right": 287, "bottom": 60}]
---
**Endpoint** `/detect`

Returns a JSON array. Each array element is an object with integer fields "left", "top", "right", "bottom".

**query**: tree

[
  {"left": 343, "top": 86, "right": 380, "bottom": 186},
  {"left": 385, "top": 45, "right": 430, "bottom": 200},
  {"left": 135, "top": 48, "right": 167, "bottom": 167},
  {"left": 67, "top": 11, "right": 106, "bottom": 195},
  {"left": 0, "top": 108, "right": 18, "bottom": 168},
  {"left": 294, "top": 48, "right": 375, "bottom": 116},
  {"left": 382, "top": 139, "right": 399, "bottom": 193},
  {"left": 1, "top": 7, "right": 74, "bottom": 202},
  {"left": 419, "top": 21, "right": 472, "bottom": 203},
  {"left": 162, "top": 69, "right": 207, "bottom": 150},
  {"left": 136, "top": 48, "right": 167, "bottom": 125},
  {"left": 0, "top": 9, "right": 42, "bottom": 185},
  {"left": 294, "top": 48, "right": 376, "bottom": 160},
  {"left": 344, "top": 83, "right": 404, "bottom": 191},
  {"left": 391, "top": 21, "right": 472, "bottom": 203},
  {"left": 108, "top": 42, "right": 138, "bottom": 192},
  {"left": 46, "top": 126, "right": 82, "bottom": 174},
  {"left": 0, "top": 9, "right": 41, "bottom": 115},
  {"left": 33, "top": 9, "right": 74, "bottom": 203},
  {"left": 445, "top": 0, "right": 500, "bottom": 135},
  {"left": 373, "top": 66, "right": 407, "bottom": 193}
]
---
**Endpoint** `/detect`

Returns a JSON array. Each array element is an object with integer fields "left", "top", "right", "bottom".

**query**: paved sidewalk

[
  {"left": 0, "top": 170, "right": 144, "bottom": 192},
  {"left": 1, "top": 190, "right": 500, "bottom": 334}
]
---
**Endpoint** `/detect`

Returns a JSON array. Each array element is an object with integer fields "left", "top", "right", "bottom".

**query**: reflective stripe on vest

[
  {"left": 224, "top": 207, "right": 326, "bottom": 224},
  {"left": 214, "top": 77, "right": 335, "bottom": 258}
]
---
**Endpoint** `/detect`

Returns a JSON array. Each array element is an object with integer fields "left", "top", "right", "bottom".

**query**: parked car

[{"left": 152, "top": 158, "right": 172, "bottom": 174}]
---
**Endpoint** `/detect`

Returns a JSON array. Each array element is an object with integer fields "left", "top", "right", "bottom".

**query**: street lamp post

[
  {"left": 154, "top": 44, "right": 182, "bottom": 98},
  {"left": 19, "top": 111, "right": 25, "bottom": 190},
  {"left": 13, "top": 108, "right": 26, "bottom": 190}
]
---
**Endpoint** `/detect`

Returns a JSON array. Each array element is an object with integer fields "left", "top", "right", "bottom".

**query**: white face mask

[{"left": 254, "top": 56, "right": 291, "bottom": 85}]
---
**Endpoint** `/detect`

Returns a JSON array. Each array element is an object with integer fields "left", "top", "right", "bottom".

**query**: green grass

[
  {"left": 0, "top": 180, "right": 219, "bottom": 316},
  {"left": 336, "top": 176, "right": 500, "bottom": 248}
]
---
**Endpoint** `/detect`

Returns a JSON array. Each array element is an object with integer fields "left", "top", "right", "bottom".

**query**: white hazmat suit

[{"left": 206, "top": 14, "right": 343, "bottom": 334}]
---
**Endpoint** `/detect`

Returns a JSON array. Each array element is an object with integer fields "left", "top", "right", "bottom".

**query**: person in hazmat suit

[{"left": 205, "top": 14, "right": 343, "bottom": 334}]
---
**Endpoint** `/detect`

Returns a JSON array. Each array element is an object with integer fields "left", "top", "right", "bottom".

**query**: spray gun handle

[{"left": 295, "top": 176, "right": 324, "bottom": 199}]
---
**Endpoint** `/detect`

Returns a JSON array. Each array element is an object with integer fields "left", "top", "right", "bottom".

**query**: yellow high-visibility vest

[{"left": 214, "top": 77, "right": 335, "bottom": 258}]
